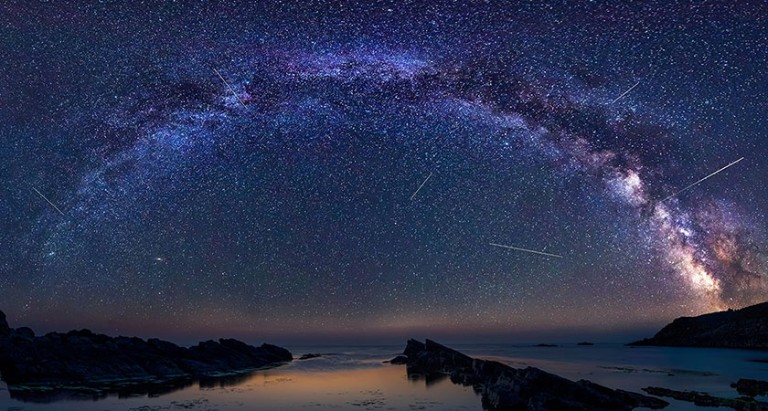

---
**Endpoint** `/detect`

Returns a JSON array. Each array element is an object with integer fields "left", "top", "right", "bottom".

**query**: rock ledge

[{"left": 393, "top": 339, "right": 668, "bottom": 411}]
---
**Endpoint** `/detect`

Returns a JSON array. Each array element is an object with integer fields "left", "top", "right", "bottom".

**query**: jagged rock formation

[
  {"left": 393, "top": 339, "right": 669, "bottom": 411},
  {"left": 0, "top": 309, "right": 292, "bottom": 391},
  {"left": 629, "top": 301, "right": 768, "bottom": 348}
]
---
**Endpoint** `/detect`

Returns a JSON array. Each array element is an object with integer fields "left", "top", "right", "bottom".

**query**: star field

[{"left": 1, "top": 1, "right": 767, "bottom": 342}]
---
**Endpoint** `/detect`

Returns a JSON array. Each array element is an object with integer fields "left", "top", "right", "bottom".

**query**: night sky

[{"left": 1, "top": 1, "right": 767, "bottom": 343}]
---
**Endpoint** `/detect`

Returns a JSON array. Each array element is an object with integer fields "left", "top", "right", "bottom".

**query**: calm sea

[{"left": 1, "top": 343, "right": 766, "bottom": 410}]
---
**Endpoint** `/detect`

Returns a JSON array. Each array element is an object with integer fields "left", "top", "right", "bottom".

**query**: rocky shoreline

[
  {"left": 4, "top": 305, "right": 768, "bottom": 409},
  {"left": 642, "top": 386, "right": 768, "bottom": 410},
  {"left": 392, "top": 339, "right": 669, "bottom": 411},
  {"left": 0, "top": 310, "right": 292, "bottom": 394}
]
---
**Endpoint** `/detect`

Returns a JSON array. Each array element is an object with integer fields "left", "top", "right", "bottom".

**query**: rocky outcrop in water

[
  {"left": 394, "top": 339, "right": 669, "bottom": 411},
  {"left": 628, "top": 301, "right": 768, "bottom": 349},
  {"left": 732, "top": 378, "right": 768, "bottom": 397},
  {"left": 387, "top": 355, "right": 408, "bottom": 364},
  {"left": 0, "top": 310, "right": 292, "bottom": 391},
  {"left": 642, "top": 387, "right": 768, "bottom": 410}
]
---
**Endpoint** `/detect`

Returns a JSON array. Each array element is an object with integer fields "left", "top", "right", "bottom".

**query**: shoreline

[{"left": 1, "top": 343, "right": 767, "bottom": 410}]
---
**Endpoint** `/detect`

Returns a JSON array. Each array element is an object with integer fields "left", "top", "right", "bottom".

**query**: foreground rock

[
  {"left": 393, "top": 339, "right": 668, "bottom": 411},
  {"left": 0, "top": 310, "right": 292, "bottom": 392},
  {"left": 643, "top": 387, "right": 768, "bottom": 410},
  {"left": 628, "top": 301, "right": 768, "bottom": 348},
  {"left": 732, "top": 378, "right": 768, "bottom": 397},
  {"left": 0, "top": 311, "right": 10, "bottom": 338},
  {"left": 387, "top": 355, "right": 408, "bottom": 364}
]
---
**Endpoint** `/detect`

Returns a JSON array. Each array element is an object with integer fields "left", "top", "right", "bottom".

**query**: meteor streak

[
  {"left": 658, "top": 157, "right": 744, "bottom": 203},
  {"left": 410, "top": 172, "right": 433, "bottom": 200},
  {"left": 31, "top": 187, "right": 65, "bottom": 216},
  {"left": 611, "top": 81, "right": 640, "bottom": 104},
  {"left": 489, "top": 242, "right": 563, "bottom": 258},
  {"left": 213, "top": 67, "right": 248, "bottom": 108}
]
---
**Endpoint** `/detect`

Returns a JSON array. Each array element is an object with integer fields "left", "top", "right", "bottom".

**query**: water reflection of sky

[
  {"left": 1, "top": 344, "right": 768, "bottom": 410},
  {"left": 0, "top": 351, "right": 481, "bottom": 411}
]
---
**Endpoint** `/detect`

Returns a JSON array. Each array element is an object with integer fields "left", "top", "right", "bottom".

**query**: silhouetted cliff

[{"left": 629, "top": 301, "right": 768, "bottom": 349}]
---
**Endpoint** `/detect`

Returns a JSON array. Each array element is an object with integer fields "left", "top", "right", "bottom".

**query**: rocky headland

[
  {"left": 628, "top": 301, "right": 768, "bottom": 349},
  {"left": 0, "top": 310, "right": 292, "bottom": 394}
]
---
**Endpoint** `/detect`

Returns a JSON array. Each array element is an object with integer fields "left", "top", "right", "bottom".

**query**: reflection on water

[
  {"left": 239, "top": 365, "right": 478, "bottom": 410},
  {"left": 1, "top": 344, "right": 767, "bottom": 410},
  {"left": 4, "top": 378, "right": 197, "bottom": 403},
  {"left": 407, "top": 371, "right": 450, "bottom": 386},
  {"left": 0, "top": 349, "right": 480, "bottom": 411}
]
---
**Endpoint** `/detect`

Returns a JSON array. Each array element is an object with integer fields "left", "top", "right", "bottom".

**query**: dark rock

[
  {"left": 0, "top": 310, "right": 9, "bottom": 338},
  {"left": 256, "top": 343, "right": 293, "bottom": 363},
  {"left": 535, "top": 343, "right": 558, "bottom": 347},
  {"left": 643, "top": 386, "right": 768, "bottom": 410},
  {"left": 732, "top": 378, "right": 768, "bottom": 397},
  {"left": 401, "top": 339, "right": 668, "bottom": 410},
  {"left": 403, "top": 338, "right": 425, "bottom": 359},
  {"left": 387, "top": 355, "right": 408, "bottom": 364},
  {"left": 407, "top": 340, "right": 473, "bottom": 371},
  {"left": 299, "top": 353, "right": 322, "bottom": 360},
  {"left": 0, "top": 310, "right": 292, "bottom": 391},
  {"left": 577, "top": 342, "right": 594, "bottom": 346},
  {"left": 629, "top": 301, "right": 768, "bottom": 349},
  {"left": 14, "top": 327, "right": 35, "bottom": 339}
]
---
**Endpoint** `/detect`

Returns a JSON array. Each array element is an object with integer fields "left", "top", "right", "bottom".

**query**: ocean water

[{"left": 1, "top": 343, "right": 766, "bottom": 410}]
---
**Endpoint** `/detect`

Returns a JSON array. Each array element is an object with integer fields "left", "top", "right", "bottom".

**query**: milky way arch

[{"left": 24, "top": 46, "right": 768, "bottom": 330}]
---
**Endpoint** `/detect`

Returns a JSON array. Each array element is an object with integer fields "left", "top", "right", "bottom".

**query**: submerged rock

[
  {"left": 643, "top": 386, "right": 768, "bottom": 410},
  {"left": 298, "top": 353, "right": 322, "bottom": 360},
  {"left": 0, "top": 310, "right": 292, "bottom": 391},
  {"left": 629, "top": 301, "right": 768, "bottom": 349},
  {"left": 395, "top": 339, "right": 669, "bottom": 411},
  {"left": 732, "top": 378, "right": 768, "bottom": 397}
]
